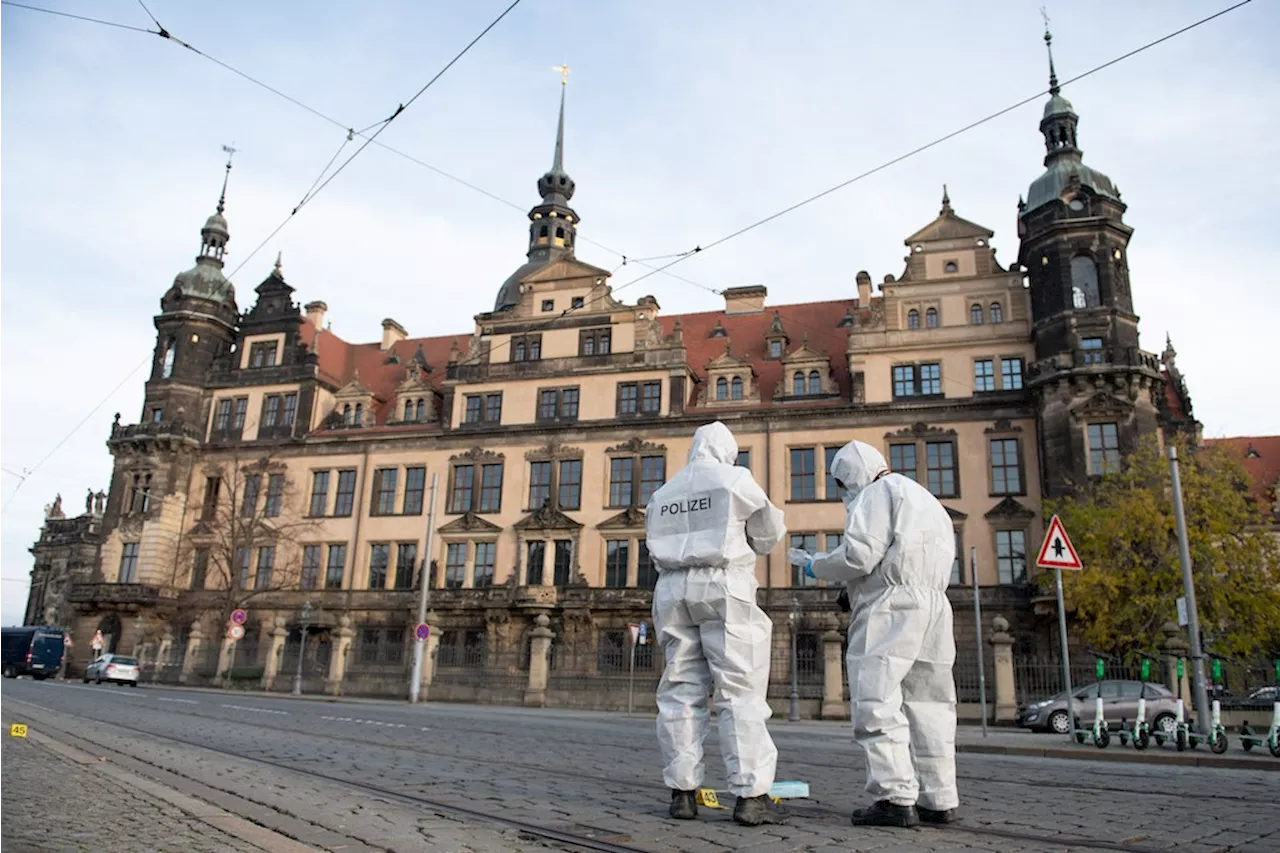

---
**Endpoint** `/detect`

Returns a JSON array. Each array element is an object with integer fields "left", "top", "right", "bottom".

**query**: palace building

[{"left": 28, "top": 57, "right": 1198, "bottom": 714}]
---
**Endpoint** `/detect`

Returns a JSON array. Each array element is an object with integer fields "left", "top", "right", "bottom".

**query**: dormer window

[
  {"left": 731, "top": 376, "right": 743, "bottom": 400},
  {"left": 926, "top": 307, "right": 939, "bottom": 328},
  {"left": 989, "top": 302, "right": 1003, "bottom": 323},
  {"left": 249, "top": 341, "right": 278, "bottom": 368},
  {"left": 769, "top": 340, "right": 782, "bottom": 358},
  {"left": 969, "top": 304, "right": 984, "bottom": 325},
  {"left": 944, "top": 260, "right": 959, "bottom": 273},
  {"left": 716, "top": 377, "right": 728, "bottom": 400}
]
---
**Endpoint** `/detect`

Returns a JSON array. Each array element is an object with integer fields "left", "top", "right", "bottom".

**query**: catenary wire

[
  {"left": 0, "top": 0, "right": 1248, "bottom": 501},
  {"left": 0, "top": 0, "right": 719, "bottom": 295},
  {"left": 0, "top": 0, "right": 152, "bottom": 33},
  {"left": 465, "top": 0, "right": 1256, "bottom": 366},
  {"left": 222, "top": 0, "right": 525, "bottom": 279}
]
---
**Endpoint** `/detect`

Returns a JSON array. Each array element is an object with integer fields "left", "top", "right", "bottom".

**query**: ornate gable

[
  {"left": 699, "top": 340, "right": 761, "bottom": 407},
  {"left": 525, "top": 438, "right": 583, "bottom": 461},
  {"left": 438, "top": 512, "right": 502, "bottom": 534},
  {"left": 984, "top": 496, "right": 1036, "bottom": 521},
  {"left": 330, "top": 372, "right": 379, "bottom": 428},
  {"left": 886, "top": 422, "right": 959, "bottom": 439},
  {"left": 597, "top": 507, "right": 646, "bottom": 529},
  {"left": 607, "top": 437, "right": 666, "bottom": 455},
  {"left": 514, "top": 503, "right": 583, "bottom": 532},
  {"left": 775, "top": 335, "right": 837, "bottom": 400},
  {"left": 451, "top": 447, "right": 505, "bottom": 463},
  {"left": 1070, "top": 390, "right": 1133, "bottom": 420},
  {"left": 391, "top": 359, "right": 438, "bottom": 424},
  {"left": 985, "top": 418, "right": 1024, "bottom": 434},
  {"left": 944, "top": 506, "right": 968, "bottom": 521}
]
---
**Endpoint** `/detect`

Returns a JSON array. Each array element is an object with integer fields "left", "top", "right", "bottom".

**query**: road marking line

[
  {"left": 220, "top": 703, "right": 289, "bottom": 716},
  {"left": 158, "top": 698, "right": 200, "bottom": 705}
]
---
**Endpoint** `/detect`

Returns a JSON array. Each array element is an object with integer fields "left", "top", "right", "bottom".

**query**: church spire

[
  {"left": 526, "top": 67, "right": 578, "bottom": 260},
  {"left": 1043, "top": 16, "right": 1060, "bottom": 95},
  {"left": 198, "top": 147, "right": 234, "bottom": 266}
]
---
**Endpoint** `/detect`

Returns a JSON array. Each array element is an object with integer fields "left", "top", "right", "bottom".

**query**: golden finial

[{"left": 553, "top": 63, "right": 571, "bottom": 87}]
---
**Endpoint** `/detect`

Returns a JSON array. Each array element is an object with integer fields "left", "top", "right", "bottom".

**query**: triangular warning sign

[{"left": 1035, "top": 514, "right": 1083, "bottom": 570}]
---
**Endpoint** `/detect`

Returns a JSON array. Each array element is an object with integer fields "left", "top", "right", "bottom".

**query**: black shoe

[
  {"left": 733, "top": 794, "right": 790, "bottom": 826},
  {"left": 851, "top": 800, "right": 920, "bottom": 828},
  {"left": 668, "top": 789, "right": 697, "bottom": 820},
  {"left": 917, "top": 806, "right": 958, "bottom": 824}
]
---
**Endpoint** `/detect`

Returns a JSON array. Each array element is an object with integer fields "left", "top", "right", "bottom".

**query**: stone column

[
  {"left": 327, "top": 615, "right": 355, "bottom": 696},
  {"left": 989, "top": 615, "right": 1016, "bottom": 722},
  {"left": 261, "top": 617, "right": 288, "bottom": 691},
  {"left": 180, "top": 622, "right": 204, "bottom": 684},
  {"left": 820, "top": 617, "right": 848, "bottom": 720},
  {"left": 155, "top": 627, "right": 174, "bottom": 684},
  {"left": 1159, "top": 621, "right": 1190, "bottom": 701},
  {"left": 524, "top": 614, "right": 554, "bottom": 707}
]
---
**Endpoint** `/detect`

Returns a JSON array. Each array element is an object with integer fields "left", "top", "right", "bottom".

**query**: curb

[{"left": 956, "top": 741, "right": 1280, "bottom": 771}]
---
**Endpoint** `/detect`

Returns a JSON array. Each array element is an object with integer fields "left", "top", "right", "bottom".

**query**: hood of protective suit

[
  {"left": 687, "top": 421, "right": 739, "bottom": 466},
  {"left": 829, "top": 440, "right": 889, "bottom": 501}
]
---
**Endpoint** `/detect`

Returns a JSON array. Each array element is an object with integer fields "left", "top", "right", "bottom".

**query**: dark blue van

[{"left": 1, "top": 626, "right": 67, "bottom": 679}]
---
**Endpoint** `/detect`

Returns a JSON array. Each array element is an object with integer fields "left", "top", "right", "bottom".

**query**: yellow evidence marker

[{"left": 10, "top": 724, "right": 29, "bottom": 738}]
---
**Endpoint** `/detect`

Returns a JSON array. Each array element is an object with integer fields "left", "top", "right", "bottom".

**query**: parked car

[
  {"left": 1016, "top": 679, "right": 1179, "bottom": 735},
  {"left": 83, "top": 653, "right": 140, "bottom": 686},
  {"left": 1248, "top": 686, "right": 1278, "bottom": 702},
  {"left": 1, "top": 626, "right": 66, "bottom": 680}
]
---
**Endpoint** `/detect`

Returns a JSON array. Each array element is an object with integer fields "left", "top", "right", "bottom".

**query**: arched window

[
  {"left": 944, "top": 261, "right": 959, "bottom": 273},
  {"left": 731, "top": 376, "right": 744, "bottom": 400},
  {"left": 538, "top": 225, "right": 548, "bottom": 240},
  {"left": 583, "top": 336, "right": 595, "bottom": 356},
  {"left": 415, "top": 399, "right": 425, "bottom": 421},
  {"left": 342, "top": 404, "right": 352, "bottom": 425},
  {"left": 970, "top": 304, "right": 984, "bottom": 325},
  {"left": 555, "top": 226, "right": 565, "bottom": 240},
  {"left": 354, "top": 403, "right": 363, "bottom": 426},
  {"left": 907, "top": 309, "right": 920, "bottom": 330},
  {"left": 161, "top": 337, "right": 176, "bottom": 378},
  {"left": 807, "top": 370, "right": 821, "bottom": 396},
  {"left": 792, "top": 371, "right": 805, "bottom": 396},
  {"left": 514, "top": 341, "right": 526, "bottom": 361},
  {"left": 716, "top": 377, "right": 728, "bottom": 400},
  {"left": 925, "top": 307, "right": 939, "bottom": 328},
  {"left": 989, "top": 302, "right": 1003, "bottom": 323},
  {"left": 1070, "top": 255, "right": 1100, "bottom": 308},
  {"left": 403, "top": 400, "right": 413, "bottom": 421}
]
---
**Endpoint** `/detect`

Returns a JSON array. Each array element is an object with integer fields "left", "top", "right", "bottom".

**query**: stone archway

[{"left": 97, "top": 613, "right": 122, "bottom": 654}]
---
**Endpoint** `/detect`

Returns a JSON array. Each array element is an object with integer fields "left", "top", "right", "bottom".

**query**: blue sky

[{"left": 2, "top": 0, "right": 1277, "bottom": 626}]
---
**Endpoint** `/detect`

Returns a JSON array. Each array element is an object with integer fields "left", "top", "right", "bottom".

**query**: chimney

[
  {"left": 305, "top": 301, "right": 328, "bottom": 329},
  {"left": 855, "top": 271, "right": 872, "bottom": 306},
  {"left": 723, "top": 285, "right": 767, "bottom": 315},
  {"left": 381, "top": 318, "right": 407, "bottom": 351}
]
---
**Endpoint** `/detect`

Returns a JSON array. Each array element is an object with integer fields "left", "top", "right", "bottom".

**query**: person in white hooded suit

[
  {"left": 789, "top": 439, "right": 959, "bottom": 828},
  {"left": 646, "top": 421, "right": 790, "bottom": 826}
]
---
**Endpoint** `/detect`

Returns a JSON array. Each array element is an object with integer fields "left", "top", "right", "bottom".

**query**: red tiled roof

[
  {"left": 1206, "top": 435, "right": 1280, "bottom": 514},
  {"left": 662, "top": 299, "right": 863, "bottom": 408},
  {"left": 294, "top": 297, "right": 867, "bottom": 428}
]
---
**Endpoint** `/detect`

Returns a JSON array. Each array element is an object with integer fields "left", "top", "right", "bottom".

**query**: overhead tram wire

[
  {"left": 1, "top": 1, "right": 718, "bottom": 297},
  {"left": 1, "top": 0, "right": 1250, "bottom": 486},
  {"left": 0, "top": 1, "right": 151, "bottom": 32},
  {"left": 467, "top": 0, "right": 1255, "bottom": 366}
]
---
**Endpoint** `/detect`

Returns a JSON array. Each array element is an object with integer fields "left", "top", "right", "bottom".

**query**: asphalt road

[{"left": 3, "top": 679, "right": 1278, "bottom": 853}]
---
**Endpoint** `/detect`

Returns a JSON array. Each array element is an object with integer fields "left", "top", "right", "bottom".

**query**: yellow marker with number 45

[{"left": 10, "top": 724, "right": 29, "bottom": 738}]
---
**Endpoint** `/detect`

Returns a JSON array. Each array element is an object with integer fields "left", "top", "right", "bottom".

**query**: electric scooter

[
  {"left": 1239, "top": 658, "right": 1280, "bottom": 758},
  {"left": 1153, "top": 655, "right": 1191, "bottom": 751},
  {"left": 1075, "top": 649, "right": 1110, "bottom": 749},
  {"left": 1202, "top": 653, "right": 1230, "bottom": 754},
  {"left": 1126, "top": 651, "right": 1158, "bottom": 750}
]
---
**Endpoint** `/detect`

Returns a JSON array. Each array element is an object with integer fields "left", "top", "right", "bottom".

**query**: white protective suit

[
  {"left": 807, "top": 440, "right": 959, "bottom": 812},
  {"left": 645, "top": 421, "right": 787, "bottom": 798}
]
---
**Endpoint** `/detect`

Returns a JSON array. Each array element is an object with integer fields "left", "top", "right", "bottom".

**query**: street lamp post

[
  {"left": 788, "top": 596, "right": 801, "bottom": 722},
  {"left": 293, "top": 601, "right": 313, "bottom": 697}
]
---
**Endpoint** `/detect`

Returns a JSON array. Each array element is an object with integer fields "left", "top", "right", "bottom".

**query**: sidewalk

[{"left": 1, "top": 730, "right": 243, "bottom": 852}]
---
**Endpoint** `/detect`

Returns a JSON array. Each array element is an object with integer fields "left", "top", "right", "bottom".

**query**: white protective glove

[{"left": 788, "top": 548, "right": 813, "bottom": 567}]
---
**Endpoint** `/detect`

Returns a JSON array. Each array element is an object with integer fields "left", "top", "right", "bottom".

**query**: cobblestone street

[
  {"left": 0, "top": 722, "right": 245, "bottom": 853},
  {"left": 3, "top": 679, "right": 1278, "bottom": 853}
]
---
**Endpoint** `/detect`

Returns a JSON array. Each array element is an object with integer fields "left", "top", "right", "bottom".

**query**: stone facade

[{"left": 29, "top": 69, "right": 1202, "bottom": 713}]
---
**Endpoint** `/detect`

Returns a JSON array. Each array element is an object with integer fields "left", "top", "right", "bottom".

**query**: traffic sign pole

[
  {"left": 1169, "top": 445, "right": 1212, "bottom": 737},
  {"left": 1037, "top": 514, "right": 1083, "bottom": 743}
]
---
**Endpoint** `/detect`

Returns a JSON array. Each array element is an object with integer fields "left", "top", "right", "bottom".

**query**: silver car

[
  {"left": 1016, "top": 680, "right": 1179, "bottom": 735},
  {"left": 83, "top": 653, "right": 140, "bottom": 686}
]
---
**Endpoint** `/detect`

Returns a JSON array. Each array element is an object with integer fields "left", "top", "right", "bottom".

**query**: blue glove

[{"left": 803, "top": 560, "right": 815, "bottom": 579}]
